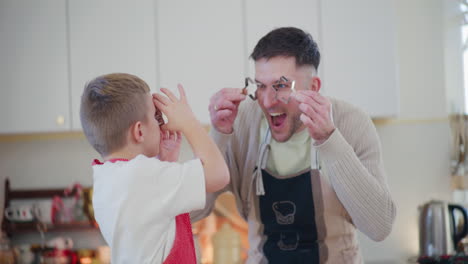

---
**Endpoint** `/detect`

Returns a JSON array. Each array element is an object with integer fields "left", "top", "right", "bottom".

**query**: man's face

[{"left": 254, "top": 56, "right": 317, "bottom": 142}]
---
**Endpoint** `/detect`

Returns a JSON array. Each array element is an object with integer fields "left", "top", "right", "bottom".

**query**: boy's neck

[{"left": 104, "top": 146, "right": 143, "bottom": 162}]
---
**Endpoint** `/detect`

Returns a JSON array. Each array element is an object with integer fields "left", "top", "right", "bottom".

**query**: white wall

[
  {"left": 0, "top": 0, "right": 459, "bottom": 262},
  {"left": 358, "top": 0, "right": 453, "bottom": 263},
  {"left": 359, "top": 122, "right": 452, "bottom": 264},
  {"left": 444, "top": 0, "right": 465, "bottom": 114}
]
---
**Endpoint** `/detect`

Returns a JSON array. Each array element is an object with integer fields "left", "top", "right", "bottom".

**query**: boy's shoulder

[
  {"left": 92, "top": 154, "right": 161, "bottom": 167},
  {"left": 92, "top": 155, "right": 163, "bottom": 181},
  {"left": 93, "top": 156, "right": 203, "bottom": 188}
]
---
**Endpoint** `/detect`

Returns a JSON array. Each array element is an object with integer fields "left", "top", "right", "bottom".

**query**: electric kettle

[{"left": 419, "top": 200, "right": 468, "bottom": 256}]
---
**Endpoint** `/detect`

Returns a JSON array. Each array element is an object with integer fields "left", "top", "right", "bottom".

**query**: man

[{"left": 192, "top": 27, "right": 396, "bottom": 264}]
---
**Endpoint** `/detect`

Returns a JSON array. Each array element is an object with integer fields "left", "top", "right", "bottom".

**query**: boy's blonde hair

[{"left": 80, "top": 73, "right": 151, "bottom": 156}]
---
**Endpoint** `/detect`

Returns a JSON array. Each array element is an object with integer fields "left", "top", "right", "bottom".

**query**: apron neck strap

[
  {"left": 255, "top": 129, "right": 271, "bottom": 196},
  {"left": 252, "top": 128, "right": 321, "bottom": 198}
]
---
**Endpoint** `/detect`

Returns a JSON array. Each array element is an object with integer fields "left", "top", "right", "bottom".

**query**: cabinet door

[
  {"left": 245, "top": 0, "right": 322, "bottom": 77},
  {"left": 157, "top": 0, "right": 245, "bottom": 124},
  {"left": 69, "top": 0, "right": 158, "bottom": 130},
  {"left": 320, "top": 0, "right": 399, "bottom": 117},
  {"left": 0, "top": 0, "right": 70, "bottom": 133}
]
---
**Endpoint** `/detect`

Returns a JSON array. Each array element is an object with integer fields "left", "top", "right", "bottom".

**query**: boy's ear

[
  {"left": 310, "top": 76, "right": 321, "bottom": 92},
  {"left": 130, "top": 121, "right": 144, "bottom": 143}
]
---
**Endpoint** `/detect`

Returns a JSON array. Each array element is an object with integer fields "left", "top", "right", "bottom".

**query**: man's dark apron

[
  {"left": 255, "top": 129, "right": 321, "bottom": 263},
  {"left": 259, "top": 169, "right": 319, "bottom": 263}
]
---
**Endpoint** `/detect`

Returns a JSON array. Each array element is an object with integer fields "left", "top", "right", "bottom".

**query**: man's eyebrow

[{"left": 255, "top": 78, "right": 285, "bottom": 84}]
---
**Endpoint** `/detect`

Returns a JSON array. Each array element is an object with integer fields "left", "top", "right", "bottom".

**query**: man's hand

[
  {"left": 209, "top": 88, "right": 246, "bottom": 134},
  {"left": 292, "top": 91, "right": 335, "bottom": 145},
  {"left": 158, "top": 130, "right": 182, "bottom": 162}
]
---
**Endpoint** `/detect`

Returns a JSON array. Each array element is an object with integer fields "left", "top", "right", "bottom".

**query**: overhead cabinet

[
  {"left": 0, "top": 0, "right": 399, "bottom": 134},
  {"left": 156, "top": 0, "right": 245, "bottom": 124},
  {"left": 68, "top": 0, "right": 158, "bottom": 130},
  {"left": 0, "top": 1, "right": 70, "bottom": 133},
  {"left": 319, "top": 0, "right": 399, "bottom": 117}
]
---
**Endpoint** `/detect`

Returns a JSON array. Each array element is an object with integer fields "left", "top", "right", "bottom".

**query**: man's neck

[{"left": 295, "top": 124, "right": 307, "bottom": 134}]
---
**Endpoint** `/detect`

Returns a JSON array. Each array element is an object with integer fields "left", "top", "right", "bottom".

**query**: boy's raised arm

[{"left": 153, "top": 85, "right": 230, "bottom": 193}]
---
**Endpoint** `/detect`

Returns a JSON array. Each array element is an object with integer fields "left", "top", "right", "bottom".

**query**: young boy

[{"left": 80, "top": 73, "right": 229, "bottom": 264}]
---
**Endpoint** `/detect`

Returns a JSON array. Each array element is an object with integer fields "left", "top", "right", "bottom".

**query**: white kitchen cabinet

[
  {"left": 0, "top": 0, "right": 70, "bottom": 133},
  {"left": 0, "top": 0, "right": 400, "bottom": 135},
  {"left": 156, "top": 0, "right": 245, "bottom": 124},
  {"left": 320, "top": 0, "right": 399, "bottom": 117},
  {"left": 244, "top": 0, "right": 322, "bottom": 77},
  {"left": 68, "top": 0, "right": 158, "bottom": 130}
]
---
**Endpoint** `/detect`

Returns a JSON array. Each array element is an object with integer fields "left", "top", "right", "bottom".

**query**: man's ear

[
  {"left": 310, "top": 76, "right": 321, "bottom": 92},
  {"left": 130, "top": 121, "right": 144, "bottom": 143}
]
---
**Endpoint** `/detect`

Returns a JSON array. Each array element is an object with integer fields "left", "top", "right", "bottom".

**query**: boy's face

[{"left": 142, "top": 93, "right": 161, "bottom": 157}]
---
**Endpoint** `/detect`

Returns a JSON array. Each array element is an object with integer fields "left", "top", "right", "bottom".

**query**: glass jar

[
  {"left": 213, "top": 223, "right": 241, "bottom": 264},
  {"left": 0, "top": 232, "right": 16, "bottom": 264}
]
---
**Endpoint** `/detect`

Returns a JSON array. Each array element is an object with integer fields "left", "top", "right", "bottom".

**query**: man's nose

[{"left": 261, "top": 87, "right": 278, "bottom": 108}]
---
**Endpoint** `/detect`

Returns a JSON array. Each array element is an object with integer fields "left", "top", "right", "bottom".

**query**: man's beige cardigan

[{"left": 192, "top": 98, "right": 396, "bottom": 264}]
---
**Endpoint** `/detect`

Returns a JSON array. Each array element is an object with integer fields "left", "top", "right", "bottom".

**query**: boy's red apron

[{"left": 163, "top": 213, "right": 197, "bottom": 264}]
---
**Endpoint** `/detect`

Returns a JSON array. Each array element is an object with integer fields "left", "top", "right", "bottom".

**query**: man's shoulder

[
  {"left": 328, "top": 97, "right": 371, "bottom": 124},
  {"left": 235, "top": 99, "right": 263, "bottom": 130},
  {"left": 238, "top": 99, "right": 261, "bottom": 117}
]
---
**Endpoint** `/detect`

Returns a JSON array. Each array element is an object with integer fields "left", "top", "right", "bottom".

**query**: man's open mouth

[{"left": 270, "top": 112, "right": 287, "bottom": 128}]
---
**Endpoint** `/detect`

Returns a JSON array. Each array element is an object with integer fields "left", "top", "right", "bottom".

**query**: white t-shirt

[
  {"left": 259, "top": 117, "right": 311, "bottom": 176},
  {"left": 92, "top": 154, "right": 205, "bottom": 264}
]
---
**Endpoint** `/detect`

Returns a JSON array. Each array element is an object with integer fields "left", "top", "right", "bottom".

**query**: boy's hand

[
  {"left": 153, "top": 84, "right": 196, "bottom": 132},
  {"left": 158, "top": 130, "right": 182, "bottom": 162}
]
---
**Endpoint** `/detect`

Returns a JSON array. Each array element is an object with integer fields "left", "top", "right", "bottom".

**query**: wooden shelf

[
  {"left": 2, "top": 178, "right": 97, "bottom": 236},
  {"left": 4, "top": 221, "right": 98, "bottom": 234}
]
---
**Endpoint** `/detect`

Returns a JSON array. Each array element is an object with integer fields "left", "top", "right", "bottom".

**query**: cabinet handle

[{"left": 56, "top": 115, "right": 65, "bottom": 126}]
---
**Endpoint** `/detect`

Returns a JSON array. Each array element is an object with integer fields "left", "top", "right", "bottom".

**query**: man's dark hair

[{"left": 250, "top": 27, "right": 320, "bottom": 70}]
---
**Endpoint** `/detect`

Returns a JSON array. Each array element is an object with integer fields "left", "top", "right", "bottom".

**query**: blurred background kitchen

[{"left": 0, "top": 0, "right": 466, "bottom": 263}]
